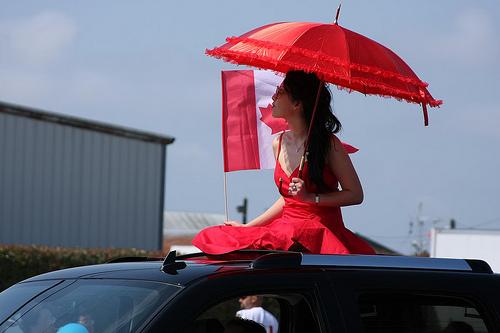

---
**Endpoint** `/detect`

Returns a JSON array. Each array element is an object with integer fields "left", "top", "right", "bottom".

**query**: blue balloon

[{"left": 56, "top": 323, "right": 89, "bottom": 333}]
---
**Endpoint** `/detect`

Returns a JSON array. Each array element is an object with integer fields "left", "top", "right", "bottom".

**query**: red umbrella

[{"left": 206, "top": 18, "right": 442, "bottom": 126}]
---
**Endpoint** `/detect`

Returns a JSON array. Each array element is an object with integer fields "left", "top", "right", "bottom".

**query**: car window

[
  {"left": 0, "top": 279, "right": 180, "bottom": 333},
  {"left": 359, "top": 293, "right": 491, "bottom": 333},
  {"left": 184, "top": 293, "right": 320, "bottom": 333},
  {"left": 0, "top": 281, "right": 61, "bottom": 325}
]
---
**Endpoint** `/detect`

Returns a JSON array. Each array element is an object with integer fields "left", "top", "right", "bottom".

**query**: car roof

[
  {"left": 21, "top": 250, "right": 495, "bottom": 287},
  {"left": 20, "top": 252, "right": 258, "bottom": 286}
]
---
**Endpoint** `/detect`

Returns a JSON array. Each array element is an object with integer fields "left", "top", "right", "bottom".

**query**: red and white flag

[
  {"left": 222, "top": 70, "right": 285, "bottom": 172},
  {"left": 222, "top": 70, "right": 357, "bottom": 172}
]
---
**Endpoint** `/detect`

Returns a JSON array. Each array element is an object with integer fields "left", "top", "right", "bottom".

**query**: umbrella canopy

[{"left": 206, "top": 21, "right": 442, "bottom": 125}]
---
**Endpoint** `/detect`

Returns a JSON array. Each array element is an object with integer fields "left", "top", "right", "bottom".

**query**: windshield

[
  {"left": 0, "top": 279, "right": 180, "bottom": 333},
  {"left": 0, "top": 281, "right": 61, "bottom": 325}
]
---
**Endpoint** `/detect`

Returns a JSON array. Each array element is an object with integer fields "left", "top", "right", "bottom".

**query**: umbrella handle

[
  {"left": 298, "top": 155, "right": 306, "bottom": 178},
  {"left": 422, "top": 102, "right": 429, "bottom": 126}
]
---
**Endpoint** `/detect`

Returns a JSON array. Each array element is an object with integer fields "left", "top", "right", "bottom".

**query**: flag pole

[
  {"left": 223, "top": 171, "right": 229, "bottom": 221},
  {"left": 221, "top": 70, "right": 229, "bottom": 222}
]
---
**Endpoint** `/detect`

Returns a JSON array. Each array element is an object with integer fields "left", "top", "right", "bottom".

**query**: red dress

[{"left": 192, "top": 135, "right": 375, "bottom": 255}]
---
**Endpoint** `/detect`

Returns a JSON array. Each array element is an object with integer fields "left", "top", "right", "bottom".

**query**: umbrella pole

[
  {"left": 298, "top": 80, "right": 323, "bottom": 179},
  {"left": 223, "top": 171, "right": 229, "bottom": 221},
  {"left": 334, "top": 2, "right": 342, "bottom": 25}
]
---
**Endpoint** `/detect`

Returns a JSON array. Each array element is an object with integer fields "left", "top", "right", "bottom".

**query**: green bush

[{"left": 0, "top": 244, "right": 162, "bottom": 292}]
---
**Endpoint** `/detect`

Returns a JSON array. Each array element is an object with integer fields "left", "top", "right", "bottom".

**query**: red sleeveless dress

[{"left": 192, "top": 134, "right": 375, "bottom": 255}]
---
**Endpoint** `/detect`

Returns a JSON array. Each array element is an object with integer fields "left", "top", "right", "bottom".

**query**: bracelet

[{"left": 314, "top": 193, "right": 320, "bottom": 205}]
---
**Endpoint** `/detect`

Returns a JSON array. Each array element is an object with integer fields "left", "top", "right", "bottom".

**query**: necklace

[{"left": 287, "top": 135, "right": 306, "bottom": 153}]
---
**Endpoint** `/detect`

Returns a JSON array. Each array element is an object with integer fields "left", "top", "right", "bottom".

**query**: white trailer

[{"left": 430, "top": 228, "right": 500, "bottom": 273}]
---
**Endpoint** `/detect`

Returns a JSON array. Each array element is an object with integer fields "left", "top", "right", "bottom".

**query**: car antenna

[{"left": 161, "top": 250, "right": 187, "bottom": 275}]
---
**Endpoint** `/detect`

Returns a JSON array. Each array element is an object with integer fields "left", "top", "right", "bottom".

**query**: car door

[
  {"left": 326, "top": 269, "right": 500, "bottom": 333},
  {"left": 145, "top": 268, "right": 343, "bottom": 333}
]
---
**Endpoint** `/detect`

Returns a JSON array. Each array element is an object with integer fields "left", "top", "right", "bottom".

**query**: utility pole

[
  {"left": 409, "top": 203, "right": 445, "bottom": 256},
  {"left": 410, "top": 202, "right": 428, "bottom": 256},
  {"left": 417, "top": 202, "right": 424, "bottom": 254},
  {"left": 237, "top": 197, "right": 248, "bottom": 224}
]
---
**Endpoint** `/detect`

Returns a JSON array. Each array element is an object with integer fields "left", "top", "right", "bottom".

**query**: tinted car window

[
  {"left": 0, "top": 279, "right": 180, "bottom": 333},
  {"left": 359, "top": 293, "right": 490, "bottom": 333},
  {"left": 188, "top": 293, "right": 320, "bottom": 333},
  {"left": 196, "top": 296, "right": 280, "bottom": 333},
  {"left": 0, "top": 281, "right": 61, "bottom": 325}
]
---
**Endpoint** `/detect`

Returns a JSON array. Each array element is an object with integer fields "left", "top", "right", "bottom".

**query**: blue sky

[{"left": 1, "top": 1, "right": 499, "bottom": 254}]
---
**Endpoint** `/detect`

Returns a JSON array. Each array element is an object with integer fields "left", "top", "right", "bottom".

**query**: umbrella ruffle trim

[
  {"left": 219, "top": 36, "right": 430, "bottom": 90},
  {"left": 206, "top": 47, "right": 443, "bottom": 108}
]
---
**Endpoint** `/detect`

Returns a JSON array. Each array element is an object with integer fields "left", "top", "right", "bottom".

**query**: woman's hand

[
  {"left": 224, "top": 220, "right": 246, "bottom": 227},
  {"left": 289, "top": 177, "right": 312, "bottom": 202}
]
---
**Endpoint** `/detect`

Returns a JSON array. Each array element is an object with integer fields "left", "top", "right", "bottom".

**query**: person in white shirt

[{"left": 236, "top": 296, "right": 279, "bottom": 333}]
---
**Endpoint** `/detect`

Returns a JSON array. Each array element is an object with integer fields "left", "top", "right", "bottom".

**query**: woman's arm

[
  {"left": 290, "top": 135, "right": 363, "bottom": 207},
  {"left": 246, "top": 196, "right": 284, "bottom": 226},
  {"left": 224, "top": 196, "right": 284, "bottom": 227}
]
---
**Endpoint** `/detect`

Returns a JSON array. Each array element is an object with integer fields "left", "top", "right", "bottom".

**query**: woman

[{"left": 193, "top": 70, "right": 375, "bottom": 255}]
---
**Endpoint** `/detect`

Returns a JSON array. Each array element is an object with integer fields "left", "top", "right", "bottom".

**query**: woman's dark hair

[{"left": 283, "top": 70, "right": 342, "bottom": 191}]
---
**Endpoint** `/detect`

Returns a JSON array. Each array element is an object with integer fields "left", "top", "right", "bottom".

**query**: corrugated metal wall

[{"left": 0, "top": 110, "right": 165, "bottom": 250}]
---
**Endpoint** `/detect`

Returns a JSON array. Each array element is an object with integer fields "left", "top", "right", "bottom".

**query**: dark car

[{"left": 0, "top": 250, "right": 499, "bottom": 333}]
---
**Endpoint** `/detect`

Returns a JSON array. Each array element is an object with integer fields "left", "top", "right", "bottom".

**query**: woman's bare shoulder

[
  {"left": 272, "top": 134, "right": 281, "bottom": 157},
  {"left": 272, "top": 134, "right": 281, "bottom": 148},
  {"left": 329, "top": 134, "right": 346, "bottom": 154}
]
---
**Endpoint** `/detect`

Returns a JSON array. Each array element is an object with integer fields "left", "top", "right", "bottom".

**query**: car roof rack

[
  {"left": 166, "top": 250, "right": 494, "bottom": 274},
  {"left": 176, "top": 249, "right": 293, "bottom": 261},
  {"left": 251, "top": 252, "right": 302, "bottom": 269},
  {"left": 250, "top": 253, "right": 493, "bottom": 274}
]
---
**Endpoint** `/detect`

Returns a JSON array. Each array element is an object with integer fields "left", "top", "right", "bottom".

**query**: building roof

[
  {"left": 163, "top": 211, "right": 400, "bottom": 255},
  {"left": 164, "top": 211, "right": 225, "bottom": 237},
  {"left": 0, "top": 100, "right": 175, "bottom": 145},
  {"left": 432, "top": 228, "right": 500, "bottom": 235},
  {"left": 355, "top": 233, "right": 400, "bottom": 255}
]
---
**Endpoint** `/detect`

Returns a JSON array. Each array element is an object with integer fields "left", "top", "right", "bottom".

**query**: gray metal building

[{"left": 0, "top": 101, "right": 174, "bottom": 250}]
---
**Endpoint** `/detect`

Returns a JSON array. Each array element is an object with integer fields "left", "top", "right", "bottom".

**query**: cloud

[
  {"left": 0, "top": 11, "right": 76, "bottom": 67},
  {"left": 0, "top": 67, "right": 127, "bottom": 121},
  {"left": 66, "top": 71, "right": 116, "bottom": 104},
  {"left": 0, "top": 68, "right": 52, "bottom": 102},
  {"left": 429, "top": 8, "right": 499, "bottom": 65}
]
